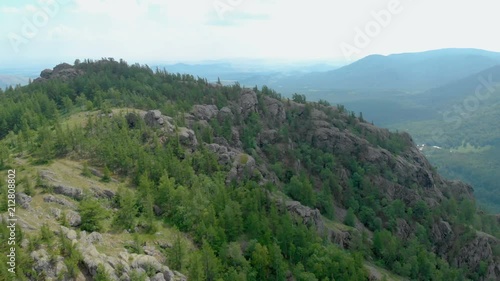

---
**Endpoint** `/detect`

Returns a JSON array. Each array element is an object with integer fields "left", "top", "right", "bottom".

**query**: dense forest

[{"left": 0, "top": 59, "right": 499, "bottom": 281}]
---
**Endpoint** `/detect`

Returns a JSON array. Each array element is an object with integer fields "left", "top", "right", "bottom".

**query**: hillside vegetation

[{"left": 1, "top": 59, "right": 500, "bottom": 280}]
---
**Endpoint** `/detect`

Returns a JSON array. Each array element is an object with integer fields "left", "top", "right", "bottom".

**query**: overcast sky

[{"left": 1, "top": 0, "right": 500, "bottom": 65}]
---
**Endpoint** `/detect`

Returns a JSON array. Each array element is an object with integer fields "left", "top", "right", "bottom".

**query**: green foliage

[
  {"left": 101, "top": 166, "right": 111, "bottom": 182},
  {"left": 344, "top": 208, "right": 356, "bottom": 227},
  {"left": 292, "top": 93, "right": 307, "bottom": 104},
  {"left": 59, "top": 227, "right": 82, "bottom": 279},
  {"left": 81, "top": 162, "right": 92, "bottom": 177},
  {"left": 79, "top": 197, "right": 108, "bottom": 232},
  {"left": 95, "top": 264, "right": 112, "bottom": 281},
  {"left": 168, "top": 231, "right": 187, "bottom": 271},
  {"left": 112, "top": 187, "right": 138, "bottom": 230},
  {"left": 286, "top": 175, "right": 316, "bottom": 207}
]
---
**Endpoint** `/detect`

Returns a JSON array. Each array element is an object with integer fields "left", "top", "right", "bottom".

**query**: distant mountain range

[{"left": 263, "top": 48, "right": 500, "bottom": 93}]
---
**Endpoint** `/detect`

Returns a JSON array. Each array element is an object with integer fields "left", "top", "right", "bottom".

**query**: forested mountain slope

[{"left": 1, "top": 59, "right": 500, "bottom": 281}]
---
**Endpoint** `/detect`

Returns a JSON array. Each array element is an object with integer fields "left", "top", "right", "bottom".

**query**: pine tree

[
  {"left": 344, "top": 208, "right": 356, "bottom": 227},
  {"left": 112, "top": 187, "right": 138, "bottom": 230}
]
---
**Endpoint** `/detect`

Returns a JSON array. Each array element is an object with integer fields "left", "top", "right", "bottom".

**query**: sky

[{"left": 1, "top": 0, "right": 500, "bottom": 66}]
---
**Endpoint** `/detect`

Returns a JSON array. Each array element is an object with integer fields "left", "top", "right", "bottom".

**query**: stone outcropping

[
  {"left": 52, "top": 185, "right": 84, "bottom": 201},
  {"left": 192, "top": 104, "right": 219, "bottom": 121},
  {"left": 56, "top": 227, "right": 187, "bottom": 281},
  {"left": 34, "top": 63, "right": 83, "bottom": 83},
  {"left": 143, "top": 110, "right": 175, "bottom": 133},
  {"left": 43, "top": 195, "right": 76, "bottom": 208},
  {"left": 239, "top": 89, "right": 258, "bottom": 118},
  {"left": 16, "top": 192, "right": 32, "bottom": 209},
  {"left": 275, "top": 198, "right": 353, "bottom": 249}
]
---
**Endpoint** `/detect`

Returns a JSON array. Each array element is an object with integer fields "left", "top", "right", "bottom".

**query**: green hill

[{"left": 1, "top": 59, "right": 499, "bottom": 280}]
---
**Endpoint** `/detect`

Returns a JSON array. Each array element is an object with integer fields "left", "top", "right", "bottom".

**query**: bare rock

[
  {"left": 43, "top": 194, "right": 76, "bottom": 208},
  {"left": 144, "top": 110, "right": 163, "bottom": 127},
  {"left": 91, "top": 186, "right": 116, "bottom": 199},
  {"left": 67, "top": 210, "right": 82, "bottom": 227},
  {"left": 31, "top": 249, "right": 67, "bottom": 278},
  {"left": 178, "top": 127, "right": 198, "bottom": 148},
  {"left": 206, "top": 143, "right": 238, "bottom": 166},
  {"left": 34, "top": 63, "right": 83, "bottom": 83},
  {"left": 226, "top": 153, "right": 258, "bottom": 183},
  {"left": 40, "top": 69, "right": 53, "bottom": 79},
  {"left": 452, "top": 232, "right": 500, "bottom": 280},
  {"left": 39, "top": 170, "right": 60, "bottom": 183},
  {"left": 192, "top": 104, "right": 219, "bottom": 121},
  {"left": 84, "top": 232, "right": 103, "bottom": 244},
  {"left": 16, "top": 192, "right": 32, "bottom": 209},
  {"left": 50, "top": 207, "right": 62, "bottom": 219},
  {"left": 217, "top": 106, "right": 233, "bottom": 121},
  {"left": 275, "top": 197, "right": 353, "bottom": 249},
  {"left": 239, "top": 89, "right": 258, "bottom": 118},
  {"left": 52, "top": 184, "right": 84, "bottom": 200},
  {"left": 395, "top": 218, "right": 412, "bottom": 240},
  {"left": 60, "top": 226, "right": 77, "bottom": 240},
  {"left": 258, "top": 129, "right": 279, "bottom": 146},
  {"left": 283, "top": 200, "right": 324, "bottom": 230},
  {"left": 152, "top": 273, "right": 167, "bottom": 281},
  {"left": 263, "top": 96, "right": 286, "bottom": 124}
]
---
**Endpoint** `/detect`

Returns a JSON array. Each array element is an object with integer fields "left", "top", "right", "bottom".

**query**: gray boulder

[
  {"left": 263, "top": 96, "right": 286, "bottom": 123},
  {"left": 16, "top": 192, "right": 32, "bottom": 209},
  {"left": 43, "top": 194, "right": 76, "bottom": 208},
  {"left": 67, "top": 210, "right": 82, "bottom": 227},
  {"left": 239, "top": 89, "right": 258, "bottom": 118},
  {"left": 192, "top": 104, "right": 219, "bottom": 120},
  {"left": 178, "top": 127, "right": 198, "bottom": 148},
  {"left": 91, "top": 186, "right": 116, "bottom": 199},
  {"left": 53, "top": 185, "right": 84, "bottom": 200},
  {"left": 217, "top": 106, "right": 233, "bottom": 122}
]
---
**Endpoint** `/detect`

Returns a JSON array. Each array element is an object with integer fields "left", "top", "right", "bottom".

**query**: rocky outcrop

[
  {"left": 178, "top": 127, "right": 198, "bottom": 149},
  {"left": 239, "top": 89, "right": 258, "bottom": 118},
  {"left": 39, "top": 170, "right": 60, "bottom": 183},
  {"left": 16, "top": 192, "right": 32, "bottom": 209},
  {"left": 91, "top": 186, "right": 116, "bottom": 199},
  {"left": 43, "top": 194, "right": 76, "bottom": 208},
  {"left": 143, "top": 110, "right": 175, "bottom": 133},
  {"left": 263, "top": 96, "right": 286, "bottom": 124},
  {"left": 34, "top": 63, "right": 83, "bottom": 83},
  {"left": 58, "top": 227, "right": 187, "bottom": 281},
  {"left": 52, "top": 184, "right": 84, "bottom": 201},
  {"left": 258, "top": 129, "right": 279, "bottom": 146},
  {"left": 395, "top": 219, "right": 412, "bottom": 240},
  {"left": 283, "top": 200, "right": 324, "bottom": 228},
  {"left": 141, "top": 110, "right": 198, "bottom": 150},
  {"left": 226, "top": 153, "right": 258, "bottom": 184},
  {"left": 452, "top": 232, "right": 500, "bottom": 280},
  {"left": 50, "top": 208, "right": 81, "bottom": 227},
  {"left": 275, "top": 197, "right": 353, "bottom": 249},
  {"left": 429, "top": 220, "right": 500, "bottom": 280},
  {"left": 31, "top": 248, "right": 68, "bottom": 279},
  {"left": 67, "top": 210, "right": 82, "bottom": 227},
  {"left": 206, "top": 143, "right": 239, "bottom": 166},
  {"left": 217, "top": 106, "right": 233, "bottom": 122},
  {"left": 192, "top": 104, "right": 219, "bottom": 120}
]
